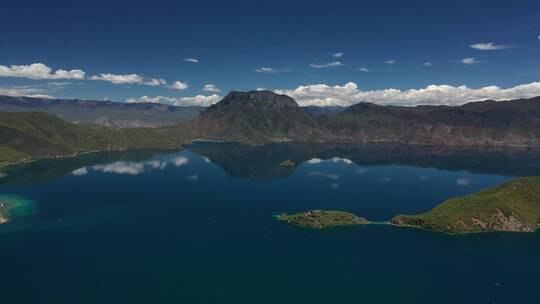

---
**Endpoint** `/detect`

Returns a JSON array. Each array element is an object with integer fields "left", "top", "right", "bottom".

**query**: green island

[
  {"left": 279, "top": 177, "right": 540, "bottom": 234},
  {"left": 278, "top": 210, "right": 369, "bottom": 229},
  {"left": 391, "top": 176, "right": 540, "bottom": 234}
]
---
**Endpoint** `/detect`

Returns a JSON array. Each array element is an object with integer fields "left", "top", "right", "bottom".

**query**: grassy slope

[
  {"left": 0, "top": 111, "right": 180, "bottom": 163},
  {"left": 279, "top": 210, "right": 368, "bottom": 229},
  {"left": 391, "top": 176, "right": 540, "bottom": 233}
]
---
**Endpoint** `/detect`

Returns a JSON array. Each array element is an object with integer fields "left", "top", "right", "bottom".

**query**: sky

[{"left": 1, "top": 0, "right": 539, "bottom": 107}]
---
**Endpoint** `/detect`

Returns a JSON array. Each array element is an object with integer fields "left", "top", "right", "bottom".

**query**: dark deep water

[{"left": 1, "top": 143, "right": 540, "bottom": 304}]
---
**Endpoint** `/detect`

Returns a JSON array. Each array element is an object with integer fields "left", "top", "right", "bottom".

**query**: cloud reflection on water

[{"left": 71, "top": 155, "right": 192, "bottom": 176}]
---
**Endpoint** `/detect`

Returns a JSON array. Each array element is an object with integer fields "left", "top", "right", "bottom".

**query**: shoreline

[{"left": 0, "top": 201, "right": 7, "bottom": 224}]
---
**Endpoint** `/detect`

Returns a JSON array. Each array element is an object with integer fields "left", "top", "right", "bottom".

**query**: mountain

[
  {"left": 303, "top": 105, "right": 346, "bottom": 115},
  {"left": 0, "top": 95, "right": 204, "bottom": 128},
  {"left": 319, "top": 96, "right": 540, "bottom": 145},
  {"left": 177, "top": 90, "right": 333, "bottom": 142},
  {"left": 0, "top": 111, "right": 180, "bottom": 163},
  {"left": 173, "top": 90, "right": 540, "bottom": 146}
]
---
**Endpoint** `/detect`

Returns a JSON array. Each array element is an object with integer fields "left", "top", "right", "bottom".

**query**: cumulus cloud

[
  {"left": 0, "top": 63, "right": 85, "bottom": 80},
  {"left": 462, "top": 58, "right": 481, "bottom": 65},
  {"left": 385, "top": 60, "right": 396, "bottom": 64},
  {"left": 333, "top": 52, "right": 344, "bottom": 58},
  {"left": 470, "top": 42, "right": 512, "bottom": 51},
  {"left": 254, "top": 67, "right": 290, "bottom": 73},
  {"left": 275, "top": 81, "right": 540, "bottom": 107},
  {"left": 358, "top": 67, "right": 371, "bottom": 73},
  {"left": 126, "top": 94, "right": 221, "bottom": 107},
  {"left": 90, "top": 73, "right": 143, "bottom": 84},
  {"left": 170, "top": 81, "right": 189, "bottom": 90},
  {"left": 309, "top": 61, "right": 343, "bottom": 69},
  {"left": 203, "top": 84, "right": 220, "bottom": 93},
  {"left": 184, "top": 58, "right": 199, "bottom": 63}
]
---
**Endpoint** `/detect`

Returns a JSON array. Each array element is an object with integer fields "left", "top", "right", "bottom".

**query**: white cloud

[
  {"left": 462, "top": 58, "right": 481, "bottom": 65},
  {"left": 126, "top": 94, "right": 221, "bottom": 107},
  {"left": 184, "top": 58, "right": 199, "bottom": 63},
  {"left": 254, "top": 67, "right": 290, "bottom": 73},
  {"left": 358, "top": 67, "right": 371, "bottom": 73},
  {"left": 333, "top": 52, "right": 344, "bottom": 58},
  {"left": 423, "top": 62, "right": 432, "bottom": 67},
  {"left": 0, "top": 63, "right": 85, "bottom": 80},
  {"left": 203, "top": 84, "right": 220, "bottom": 93},
  {"left": 470, "top": 42, "right": 512, "bottom": 51},
  {"left": 89, "top": 73, "right": 166, "bottom": 86},
  {"left": 144, "top": 78, "right": 167, "bottom": 86},
  {"left": 170, "top": 81, "right": 189, "bottom": 90},
  {"left": 309, "top": 61, "right": 343, "bottom": 68},
  {"left": 385, "top": 60, "right": 396, "bottom": 64},
  {"left": 275, "top": 81, "right": 540, "bottom": 107},
  {"left": 0, "top": 85, "right": 54, "bottom": 98}
]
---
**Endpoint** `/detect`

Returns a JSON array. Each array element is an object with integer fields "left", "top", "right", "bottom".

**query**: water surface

[{"left": 1, "top": 143, "right": 539, "bottom": 304}]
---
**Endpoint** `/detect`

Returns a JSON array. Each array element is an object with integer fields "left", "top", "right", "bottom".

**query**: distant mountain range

[
  {"left": 0, "top": 111, "right": 180, "bottom": 162},
  {"left": 1, "top": 90, "right": 540, "bottom": 163},
  {"left": 0, "top": 95, "right": 203, "bottom": 128},
  {"left": 178, "top": 90, "right": 540, "bottom": 146}
]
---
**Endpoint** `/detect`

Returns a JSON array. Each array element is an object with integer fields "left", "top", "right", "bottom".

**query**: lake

[{"left": 1, "top": 143, "right": 539, "bottom": 304}]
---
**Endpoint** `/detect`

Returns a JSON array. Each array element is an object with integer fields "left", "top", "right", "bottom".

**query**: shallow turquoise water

[{"left": 0, "top": 144, "right": 539, "bottom": 303}]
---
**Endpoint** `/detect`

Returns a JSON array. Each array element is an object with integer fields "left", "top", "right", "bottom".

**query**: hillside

[
  {"left": 0, "top": 95, "right": 203, "bottom": 128},
  {"left": 0, "top": 111, "right": 180, "bottom": 163},
  {"left": 391, "top": 176, "right": 540, "bottom": 233},
  {"left": 177, "top": 91, "right": 333, "bottom": 142},
  {"left": 321, "top": 97, "right": 540, "bottom": 145},
  {"left": 172, "top": 91, "right": 540, "bottom": 146}
]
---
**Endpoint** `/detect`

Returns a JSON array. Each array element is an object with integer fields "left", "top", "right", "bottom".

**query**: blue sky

[{"left": 1, "top": 0, "right": 539, "bottom": 106}]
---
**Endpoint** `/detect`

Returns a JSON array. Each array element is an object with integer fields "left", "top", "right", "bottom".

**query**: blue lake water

[{"left": 0, "top": 143, "right": 539, "bottom": 303}]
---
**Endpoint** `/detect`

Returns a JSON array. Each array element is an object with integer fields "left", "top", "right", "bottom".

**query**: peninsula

[{"left": 391, "top": 176, "right": 540, "bottom": 233}]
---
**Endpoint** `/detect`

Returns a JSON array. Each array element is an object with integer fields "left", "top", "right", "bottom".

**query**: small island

[
  {"left": 279, "top": 160, "right": 295, "bottom": 167},
  {"left": 391, "top": 176, "right": 540, "bottom": 234},
  {"left": 278, "top": 210, "right": 368, "bottom": 229}
]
